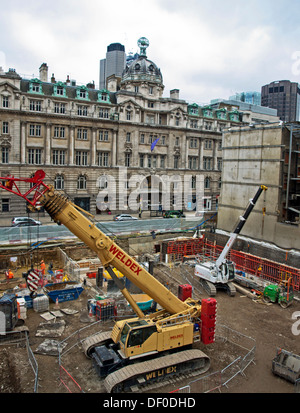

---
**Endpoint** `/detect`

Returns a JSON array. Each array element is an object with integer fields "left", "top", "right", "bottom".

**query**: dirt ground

[{"left": 0, "top": 259, "right": 299, "bottom": 395}]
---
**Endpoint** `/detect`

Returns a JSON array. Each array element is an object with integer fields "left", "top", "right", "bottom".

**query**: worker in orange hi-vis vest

[
  {"left": 6, "top": 269, "right": 14, "bottom": 280},
  {"left": 40, "top": 260, "right": 46, "bottom": 276}
]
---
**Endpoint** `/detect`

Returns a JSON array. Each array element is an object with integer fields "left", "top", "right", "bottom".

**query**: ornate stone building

[{"left": 0, "top": 38, "right": 247, "bottom": 218}]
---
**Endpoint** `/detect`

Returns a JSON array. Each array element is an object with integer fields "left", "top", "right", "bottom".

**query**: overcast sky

[{"left": 1, "top": 0, "right": 300, "bottom": 105}]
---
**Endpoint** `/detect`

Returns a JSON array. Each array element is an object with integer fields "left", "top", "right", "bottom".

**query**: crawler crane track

[
  {"left": 104, "top": 348, "right": 210, "bottom": 393},
  {"left": 199, "top": 279, "right": 236, "bottom": 297},
  {"left": 199, "top": 279, "right": 217, "bottom": 297},
  {"left": 82, "top": 331, "right": 112, "bottom": 358},
  {"left": 226, "top": 282, "right": 236, "bottom": 297}
]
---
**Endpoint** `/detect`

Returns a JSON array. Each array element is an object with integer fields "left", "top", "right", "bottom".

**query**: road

[{"left": 0, "top": 213, "right": 203, "bottom": 247}]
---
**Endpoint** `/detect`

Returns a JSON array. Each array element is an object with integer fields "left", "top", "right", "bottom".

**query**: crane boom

[
  {"left": 0, "top": 170, "right": 188, "bottom": 316},
  {"left": 215, "top": 185, "right": 268, "bottom": 268}
]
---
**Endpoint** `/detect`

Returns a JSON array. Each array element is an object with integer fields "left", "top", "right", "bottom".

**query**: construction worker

[
  {"left": 6, "top": 269, "right": 14, "bottom": 280},
  {"left": 40, "top": 260, "right": 46, "bottom": 276}
]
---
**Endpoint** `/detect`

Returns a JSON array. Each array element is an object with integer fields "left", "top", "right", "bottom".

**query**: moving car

[
  {"left": 113, "top": 214, "right": 138, "bottom": 221},
  {"left": 11, "top": 217, "right": 42, "bottom": 227}
]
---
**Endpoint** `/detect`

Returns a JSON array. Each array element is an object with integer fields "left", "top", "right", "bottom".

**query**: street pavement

[
  {"left": 0, "top": 210, "right": 165, "bottom": 228},
  {"left": 0, "top": 210, "right": 197, "bottom": 228}
]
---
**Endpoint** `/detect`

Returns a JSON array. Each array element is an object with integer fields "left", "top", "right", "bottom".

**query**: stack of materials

[
  {"left": 95, "top": 299, "right": 116, "bottom": 321},
  {"left": 16, "top": 297, "right": 27, "bottom": 319},
  {"left": 33, "top": 295, "right": 49, "bottom": 313},
  {"left": 201, "top": 298, "right": 217, "bottom": 345}
]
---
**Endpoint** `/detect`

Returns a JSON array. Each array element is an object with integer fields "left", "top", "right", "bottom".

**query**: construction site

[
  {"left": 0, "top": 227, "right": 299, "bottom": 394},
  {"left": 0, "top": 171, "right": 299, "bottom": 394}
]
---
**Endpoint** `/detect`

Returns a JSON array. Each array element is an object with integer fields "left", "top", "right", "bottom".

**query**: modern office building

[
  {"left": 229, "top": 91, "right": 261, "bottom": 106},
  {"left": 261, "top": 80, "right": 300, "bottom": 122},
  {"left": 99, "top": 43, "right": 126, "bottom": 89}
]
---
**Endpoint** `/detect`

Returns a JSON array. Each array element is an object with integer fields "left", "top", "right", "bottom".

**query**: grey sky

[{"left": 1, "top": 0, "right": 299, "bottom": 105}]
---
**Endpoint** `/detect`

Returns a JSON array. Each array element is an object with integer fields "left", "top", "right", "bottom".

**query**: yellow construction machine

[{"left": 0, "top": 170, "right": 212, "bottom": 392}]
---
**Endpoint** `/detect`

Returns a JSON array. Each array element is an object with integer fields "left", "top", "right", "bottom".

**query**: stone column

[
  {"left": 185, "top": 136, "right": 189, "bottom": 169},
  {"left": 213, "top": 139, "right": 217, "bottom": 170},
  {"left": 111, "top": 130, "right": 117, "bottom": 167},
  {"left": 45, "top": 122, "right": 51, "bottom": 165},
  {"left": 199, "top": 139, "right": 204, "bottom": 170},
  {"left": 69, "top": 127, "right": 74, "bottom": 165},
  {"left": 91, "top": 128, "right": 97, "bottom": 166}
]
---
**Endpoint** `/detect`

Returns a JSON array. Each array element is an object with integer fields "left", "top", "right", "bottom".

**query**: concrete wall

[
  {"left": 218, "top": 123, "right": 300, "bottom": 250},
  {"left": 205, "top": 231, "right": 300, "bottom": 269}
]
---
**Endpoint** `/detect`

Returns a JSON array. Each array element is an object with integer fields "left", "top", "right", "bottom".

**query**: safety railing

[
  {"left": 169, "top": 385, "right": 191, "bottom": 393},
  {"left": 0, "top": 329, "right": 39, "bottom": 393},
  {"left": 187, "top": 324, "right": 256, "bottom": 393},
  {"left": 57, "top": 320, "right": 105, "bottom": 393},
  {"left": 295, "top": 378, "right": 300, "bottom": 393},
  {"left": 57, "top": 247, "right": 81, "bottom": 282},
  {"left": 26, "top": 333, "right": 39, "bottom": 393}
]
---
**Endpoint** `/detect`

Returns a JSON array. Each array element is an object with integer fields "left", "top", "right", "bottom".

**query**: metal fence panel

[
  {"left": 295, "top": 378, "right": 300, "bottom": 393},
  {"left": 188, "top": 324, "right": 256, "bottom": 393}
]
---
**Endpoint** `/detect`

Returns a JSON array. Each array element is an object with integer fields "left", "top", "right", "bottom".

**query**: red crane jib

[{"left": 0, "top": 169, "right": 50, "bottom": 207}]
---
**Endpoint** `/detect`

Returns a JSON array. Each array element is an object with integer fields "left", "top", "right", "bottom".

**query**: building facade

[
  {"left": 210, "top": 99, "right": 279, "bottom": 124},
  {"left": 1, "top": 37, "right": 275, "bottom": 220},
  {"left": 261, "top": 80, "right": 300, "bottom": 123}
]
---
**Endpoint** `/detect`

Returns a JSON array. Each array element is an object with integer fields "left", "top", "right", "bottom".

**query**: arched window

[
  {"left": 204, "top": 177, "right": 210, "bottom": 189},
  {"left": 77, "top": 174, "right": 86, "bottom": 190},
  {"left": 54, "top": 174, "right": 64, "bottom": 190}
]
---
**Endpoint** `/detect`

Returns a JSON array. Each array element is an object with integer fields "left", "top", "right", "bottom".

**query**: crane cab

[
  {"left": 219, "top": 261, "right": 235, "bottom": 282},
  {"left": 116, "top": 319, "right": 158, "bottom": 359},
  {"left": 112, "top": 316, "right": 196, "bottom": 361}
]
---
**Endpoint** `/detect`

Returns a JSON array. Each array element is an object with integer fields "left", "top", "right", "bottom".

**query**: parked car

[
  {"left": 162, "top": 210, "right": 185, "bottom": 218},
  {"left": 113, "top": 214, "right": 138, "bottom": 221},
  {"left": 11, "top": 217, "right": 42, "bottom": 227}
]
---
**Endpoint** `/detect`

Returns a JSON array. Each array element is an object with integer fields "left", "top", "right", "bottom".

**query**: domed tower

[{"left": 120, "top": 37, "right": 164, "bottom": 98}]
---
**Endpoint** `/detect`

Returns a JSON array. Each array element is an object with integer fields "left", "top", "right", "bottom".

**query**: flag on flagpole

[{"left": 151, "top": 137, "right": 160, "bottom": 151}]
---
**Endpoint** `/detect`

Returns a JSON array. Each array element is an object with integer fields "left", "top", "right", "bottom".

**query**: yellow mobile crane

[{"left": 0, "top": 170, "right": 211, "bottom": 392}]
